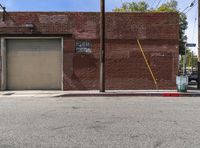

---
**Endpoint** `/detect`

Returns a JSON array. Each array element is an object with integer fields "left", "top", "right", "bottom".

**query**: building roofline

[{"left": 0, "top": 11, "right": 178, "bottom": 14}]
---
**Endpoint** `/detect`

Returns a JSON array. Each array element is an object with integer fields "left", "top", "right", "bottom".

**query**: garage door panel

[{"left": 6, "top": 39, "right": 62, "bottom": 90}]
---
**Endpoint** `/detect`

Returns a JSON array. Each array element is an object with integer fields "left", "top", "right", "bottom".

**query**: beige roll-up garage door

[{"left": 6, "top": 39, "right": 62, "bottom": 90}]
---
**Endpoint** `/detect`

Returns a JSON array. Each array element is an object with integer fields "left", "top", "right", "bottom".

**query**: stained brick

[{"left": 0, "top": 12, "right": 179, "bottom": 90}]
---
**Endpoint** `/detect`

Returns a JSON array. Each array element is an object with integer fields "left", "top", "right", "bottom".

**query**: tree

[
  {"left": 113, "top": 1, "right": 149, "bottom": 12},
  {"left": 180, "top": 49, "right": 198, "bottom": 71},
  {"left": 155, "top": 0, "right": 177, "bottom": 12},
  {"left": 155, "top": 0, "right": 188, "bottom": 55},
  {"left": 113, "top": 0, "right": 188, "bottom": 55}
]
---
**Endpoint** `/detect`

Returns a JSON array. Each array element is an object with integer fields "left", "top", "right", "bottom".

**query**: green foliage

[
  {"left": 179, "top": 13, "right": 188, "bottom": 55},
  {"left": 113, "top": 0, "right": 188, "bottom": 55},
  {"left": 155, "top": 0, "right": 188, "bottom": 55},
  {"left": 187, "top": 51, "right": 198, "bottom": 68},
  {"left": 113, "top": 1, "right": 149, "bottom": 12},
  {"left": 180, "top": 49, "right": 198, "bottom": 70},
  {"left": 154, "top": 0, "right": 178, "bottom": 12}
]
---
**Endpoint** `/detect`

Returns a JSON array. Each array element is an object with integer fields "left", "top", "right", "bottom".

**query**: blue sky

[{"left": 0, "top": 0, "right": 198, "bottom": 54}]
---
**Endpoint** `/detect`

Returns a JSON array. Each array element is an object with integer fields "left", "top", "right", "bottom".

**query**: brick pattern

[
  {"left": 0, "top": 12, "right": 179, "bottom": 90},
  {"left": 0, "top": 12, "right": 179, "bottom": 39},
  {"left": 63, "top": 39, "right": 178, "bottom": 90}
]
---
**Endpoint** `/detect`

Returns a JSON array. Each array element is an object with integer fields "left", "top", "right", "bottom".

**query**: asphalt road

[{"left": 1, "top": 96, "right": 200, "bottom": 148}]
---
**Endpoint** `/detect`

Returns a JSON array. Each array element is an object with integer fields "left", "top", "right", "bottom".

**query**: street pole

[
  {"left": 198, "top": 0, "right": 200, "bottom": 88},
  {"left": 192, "top": 51, "right": 194, "bottom": 73},
  {"left": 184, "top": 45, "right": 187, "bottom": 75},
  {"left": 100, "top": 0, "right": 105, "bottom": 92}
]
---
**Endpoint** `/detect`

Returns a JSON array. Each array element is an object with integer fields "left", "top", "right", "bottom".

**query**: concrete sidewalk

[{"left": 0, "top": 90, "right": 200, "bottom": 98}]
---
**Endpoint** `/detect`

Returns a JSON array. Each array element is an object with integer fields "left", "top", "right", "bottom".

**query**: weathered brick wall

[
  {"left": 0, "top": 12, "right": 179, "bottom": 39},
  {"left": 63, "top": 39, "right": 178, "bottom": 90},
  {"left": 0, "top": 12, "right": 179, "bottom": 90}
]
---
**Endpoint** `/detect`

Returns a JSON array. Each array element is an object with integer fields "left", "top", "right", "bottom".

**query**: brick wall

[
  {"left": 63, "top": 38, "right": 178, "bottom": 90},
  {"left": 0, "top": 12, "right": 179, "bottom": 90}
]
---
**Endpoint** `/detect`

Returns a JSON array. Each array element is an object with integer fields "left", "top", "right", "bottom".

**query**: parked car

[{"left": 188, "top": 71, "right": 198, "bottom": 82}]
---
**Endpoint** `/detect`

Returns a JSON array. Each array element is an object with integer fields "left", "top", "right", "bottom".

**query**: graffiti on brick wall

[{"left": 76, "top": 40, "right": 91, "bottom": 53}]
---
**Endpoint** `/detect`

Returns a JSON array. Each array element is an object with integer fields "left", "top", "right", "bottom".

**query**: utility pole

[
  {"left": 192, "top": 51, "right": 194, "bottom": 73},
  {"left": 100, "top": 0, "right": 105, "bottom": 92},
  {"left": 198, "top": 0, "right": 200, "bottom": 88}
]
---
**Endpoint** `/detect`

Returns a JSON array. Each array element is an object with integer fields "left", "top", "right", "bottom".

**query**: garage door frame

[{"left": 1, "top": 37, "right": 64, "bottom": 91}]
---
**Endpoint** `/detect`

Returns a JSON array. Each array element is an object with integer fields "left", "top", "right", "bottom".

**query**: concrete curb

[
  {"left": 1, "top": 90, "right": 200, "bottom": 98},
  {"left": 56, "top": 92, "right": 200, "bottom": 97}
]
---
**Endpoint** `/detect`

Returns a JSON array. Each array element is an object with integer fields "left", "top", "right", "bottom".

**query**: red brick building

[{"left": 0, "top": 12, "right": 179, "bottom": 90}]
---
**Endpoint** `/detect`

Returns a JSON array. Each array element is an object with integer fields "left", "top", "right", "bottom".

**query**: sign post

[{"left": 184, "top": 43, "right": 196, "bottom": 75}]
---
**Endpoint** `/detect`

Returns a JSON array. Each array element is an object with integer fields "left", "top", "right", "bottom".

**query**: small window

[{"left": 76, "top": 40, "right": 92, "bottom": 53}]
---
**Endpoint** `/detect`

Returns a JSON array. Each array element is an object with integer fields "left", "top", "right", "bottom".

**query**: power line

[
  {"left": 182, "top": 6, "right": 190, "bottom": 13},
  {"left": 0, "top": 3, "right": 19, "bottom": 26},
  {"left": 155, "top": 0, "right": 163, "bottom": 8},
  {"left": 185, "top": 1, "right": 197, "bottom": 14},
  {"left": 0, "top": 3, "right": 6, "bottom": 21},
  {"left": 151, "top": 0, "right": 158, "bottom": 8},
  {"left": 192, "top": 6, "right": 198, "bottom": 42},
  {"left": 182, "top": 0, "right": 196, "bottom": 13}
]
